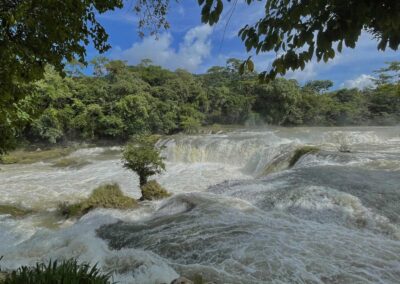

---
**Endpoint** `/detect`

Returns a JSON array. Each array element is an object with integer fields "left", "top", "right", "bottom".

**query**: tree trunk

[
  {"left": 139, "top": 175, "right": 147, "bottom": 187},
  {"left": 139, "top": 175, "right": 148, "bottom": 201}
]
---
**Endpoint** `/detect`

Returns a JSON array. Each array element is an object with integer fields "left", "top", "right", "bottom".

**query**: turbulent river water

[{"left": 1, "top": 127, "right": 400, "bottom": 283}]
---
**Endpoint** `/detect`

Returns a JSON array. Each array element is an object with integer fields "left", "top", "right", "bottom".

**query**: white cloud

[
  {"left": 285, "top": 61, "right": 318, "bottom": 82},
  {"left": 112, "top": 24, "right": 213, "bottom": 72},
  {"left": 284, "top": 55, "right": 342, "bottom": 83},
  {"left": 341, "top": 74, "right": 376, "bottom": 89}
]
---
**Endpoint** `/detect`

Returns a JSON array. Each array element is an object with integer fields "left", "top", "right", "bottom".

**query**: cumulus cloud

[
  {"left": 341, "top": 74, "right": 376, "bottom": 89},
  {"left": 285, "top": 61, "right": 318, "bottom": 82},
  {"left": 112, "top": 24, "right": 213, "bottom": 72},
  {"left": 284, "top": 55, "right": 342, "bottom": 83}
]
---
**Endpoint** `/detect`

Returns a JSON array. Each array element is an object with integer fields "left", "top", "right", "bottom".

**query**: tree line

[{"left": 12, "top": 58, "right": 400, "bottom": 145}]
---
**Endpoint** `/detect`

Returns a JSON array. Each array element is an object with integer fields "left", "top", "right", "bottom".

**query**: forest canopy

[{"left": 6, "top": 59, "right": 400, "bottom": 148}]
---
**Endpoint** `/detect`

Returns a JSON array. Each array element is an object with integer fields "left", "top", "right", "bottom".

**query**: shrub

[
  {"left": 59, "top": 183, "right": 137, "bottom": 218},
  {"left": 140, "top": 180, "right": 171, "bottom": 201},
  {"left": 1, "top": 259, "right": 113, "bottom": 284},
  {"left": 338, "top": 143, "right": 351, "bottom": 153},
  {"left": 289, "top": 146, "right": 319, "bottom": 167}
]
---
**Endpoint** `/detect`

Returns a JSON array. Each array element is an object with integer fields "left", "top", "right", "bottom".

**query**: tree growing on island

[{"left": 122, "top": 134, "right": 170, "bottom": 200}]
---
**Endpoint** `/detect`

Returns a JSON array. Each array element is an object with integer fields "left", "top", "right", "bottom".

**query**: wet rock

[
  {"left": 289, "top": 146, "right": 319, "bottom": 167},
  {"left": 170, "top": 276, "right": 194, "bottom": 284}
]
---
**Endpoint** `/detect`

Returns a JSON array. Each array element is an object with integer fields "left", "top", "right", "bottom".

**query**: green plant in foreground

[
  {"left": 59, "top": 183, "right": 137, "bottom": 218},
  {"left": 1, "top": 259, "right": 113, "bottom": 284},
  {"left": 289, "top": 146, "right": 319, "bottom": 167}
]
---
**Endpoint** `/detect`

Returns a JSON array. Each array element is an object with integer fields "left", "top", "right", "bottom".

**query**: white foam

[{"left": 0, "top": 210, "right": 178, "bottom": 284}]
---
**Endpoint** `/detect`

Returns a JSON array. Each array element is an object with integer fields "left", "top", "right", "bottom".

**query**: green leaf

[{"left": 247, "top": 59, "right": 255, "bottom": 72}]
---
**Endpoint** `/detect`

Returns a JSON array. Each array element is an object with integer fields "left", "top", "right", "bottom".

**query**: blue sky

[{"left": 90, "top": 1, "right": 399, "bottom": 89}]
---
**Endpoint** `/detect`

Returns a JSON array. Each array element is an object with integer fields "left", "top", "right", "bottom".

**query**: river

[{"left": 0, "top": 127, "right": 399, "bottom": 283}]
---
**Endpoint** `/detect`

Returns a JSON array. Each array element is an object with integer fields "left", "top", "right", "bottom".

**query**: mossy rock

[
  {"left": 0, "top": 148, "right": 73, "bottom": 164},
  {"left": 0, "top": 204, "right": 33, "bottom": 218},
  {"left": 141, "top": 180, "right": 171, "bottom": 201},
  {"left": 59, "top": 183, "right": 138, "bottom": 218},
  {"left": 289, "top": 146, "right": 319, "bottom": 167},
  {"left": 52, "top": 158, "right": 91, "bottom": 169}
]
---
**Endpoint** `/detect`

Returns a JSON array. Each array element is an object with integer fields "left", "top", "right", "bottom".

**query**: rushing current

[{"left": 0, "top": 127, "right": 400, "bottom": 283}]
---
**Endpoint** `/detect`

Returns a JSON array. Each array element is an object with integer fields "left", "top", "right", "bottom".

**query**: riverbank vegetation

[
  {"left": 0, "top": 148, "right": 73, "bottom": 165},
  {"left": 3, "top": 59, "right": 398, "bottom": 151}
]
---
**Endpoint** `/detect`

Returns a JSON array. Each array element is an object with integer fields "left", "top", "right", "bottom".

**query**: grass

[
  {"left": 59, "top": 183, "right": 138, "bottom": 218},
  {"left": 0, "top": 148, "right": 73, "bottom": 165},
  {"left": 141, "top": 180, "right": 171, "bottom": 201},
  {"left": 289, "top": 146, "right": 319, "bottom": 167},
  {"left": 0, "top": 259, "right": 113, "bottom": 284},
  {"left": 52, "top": 158, "right": 91, "bottom": 169},
  {"left": 0, "top": 204, "right": 33, "bottom": 218}
]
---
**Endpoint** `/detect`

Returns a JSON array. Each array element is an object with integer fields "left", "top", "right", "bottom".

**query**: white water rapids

[{"left": 1, "top": 127, "right": 400, "bottom": 283}]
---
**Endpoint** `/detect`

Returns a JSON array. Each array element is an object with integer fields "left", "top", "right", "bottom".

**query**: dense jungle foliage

[{"left": 12, "top": 58, "right": 400, "bottom": 145}]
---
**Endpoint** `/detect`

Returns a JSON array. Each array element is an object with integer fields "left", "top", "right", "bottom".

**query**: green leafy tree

[
  {"left": 180, "top": 116, "right": 201, "bottom": 134},
  {"left": 374, "top": 61, "right": 400, "bottom": 85},
  {"left": 0, "top": 0, "right": 176, "bottom": 153},
  {"left": 303, "top": 80, "right": 334, "bottom": 94},
  {"left": 73, "top": 104, "right": 104, "bottom": 140},
  {"left": 31, "top": 108, "right": 64, "bottom": 143},
  {"left": 198, "top": 0, "right": 400, "bottom": 81},
  {"left": 367, "top": 83, "right": 400, "bottom": 124},
  {"left": 116, "top": 93, "right": 151, "bottom": 136},
  {"left": 253, "top": 78, "right": 303, "bottom": 125},
  {"left": 122, "top": 135, "right": 166, "bottom": 188},
  {"left": 90, "top": 56, "right": 110, "bottom": 77},
  {"left": 0, "top": 0, "right": 124, "bottom": 153}
]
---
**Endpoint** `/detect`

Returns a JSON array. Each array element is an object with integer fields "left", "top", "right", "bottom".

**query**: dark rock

[{"left": 170, "top": 276, "right": 194, "bottom": 284}]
